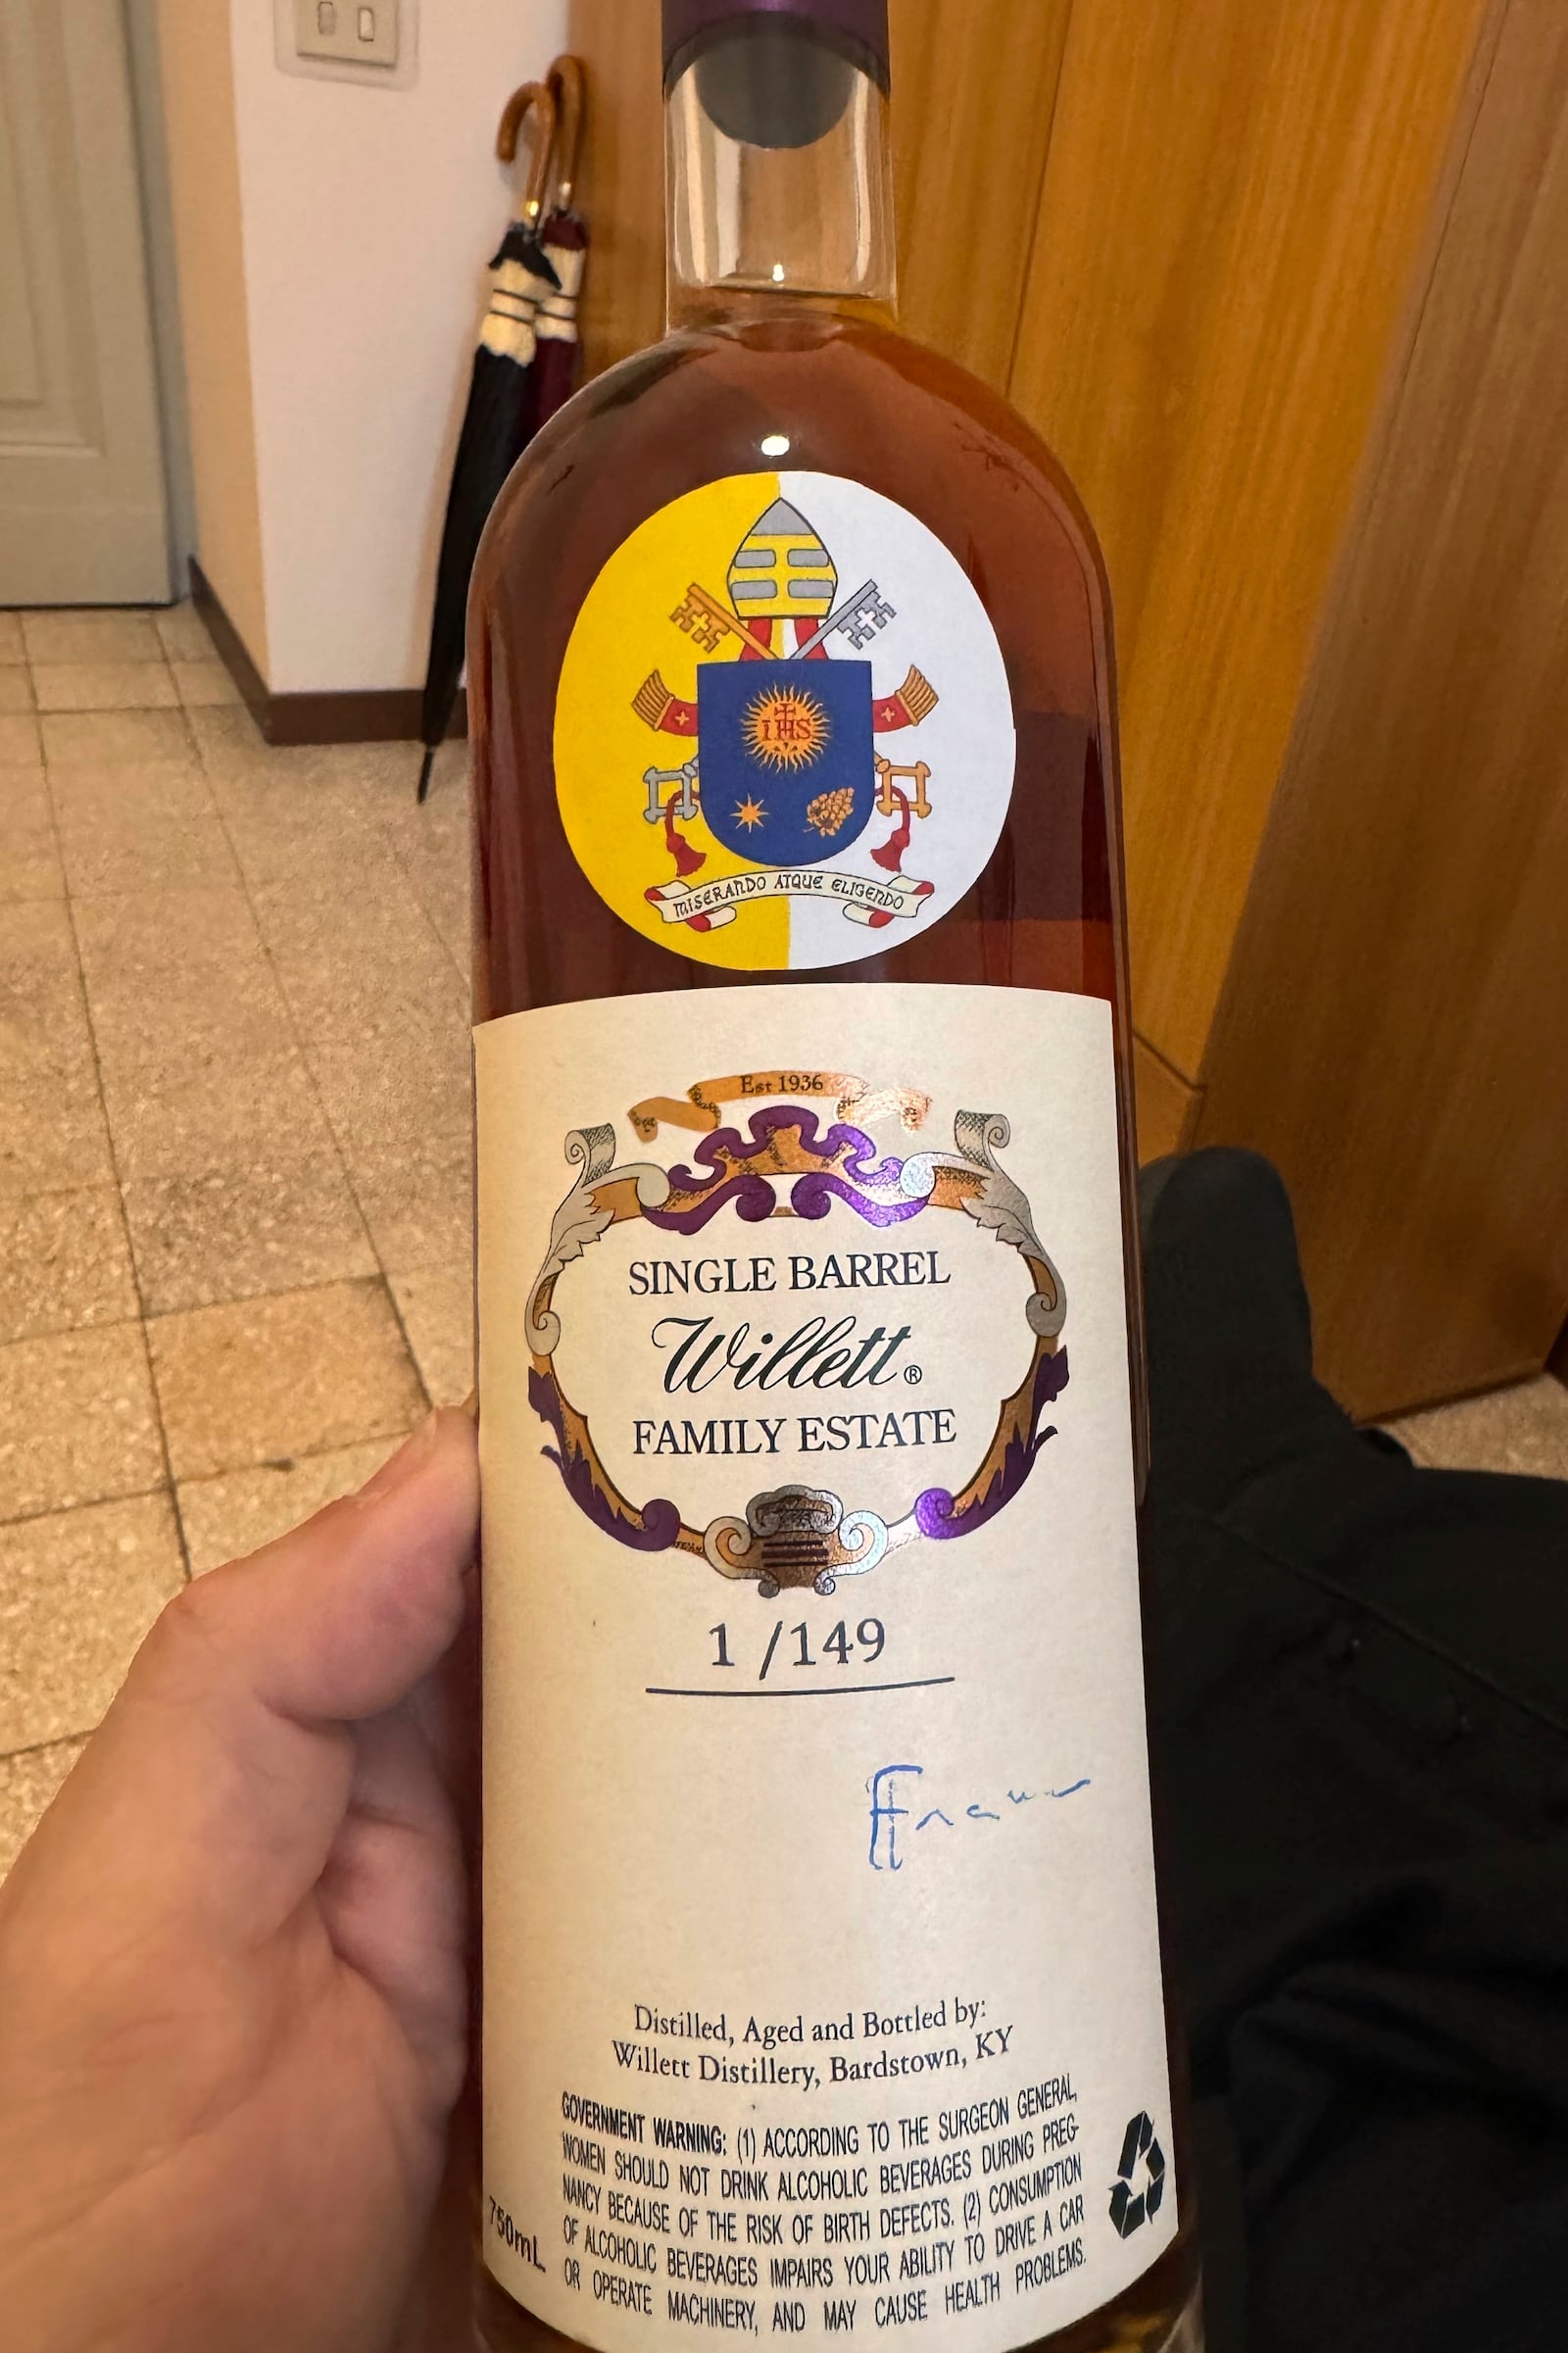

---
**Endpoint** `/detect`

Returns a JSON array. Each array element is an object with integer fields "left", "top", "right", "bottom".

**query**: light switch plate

[
  {"left": 295, "top": 0, "right": 397, "bottom": 69},
  {"left": 275, "top": 0, "right": 418, "bottom": 87}
]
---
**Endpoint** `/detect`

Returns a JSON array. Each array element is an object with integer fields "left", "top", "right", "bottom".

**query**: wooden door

[
  {"left": 0, "top": 0, "right": 172, "bottom": 604},
  {"left": 1196, "top": 0, "right": 1568, "bottom": 1417}
]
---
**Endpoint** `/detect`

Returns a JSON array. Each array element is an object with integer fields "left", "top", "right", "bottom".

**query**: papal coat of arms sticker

[{"left": 553, "top": 470, "right": 1017, "bottom": 970}]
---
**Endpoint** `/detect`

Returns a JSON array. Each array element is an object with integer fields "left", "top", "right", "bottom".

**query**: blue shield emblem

[{"left": 698, "top": 659, "right": 875, "bottom": 866}]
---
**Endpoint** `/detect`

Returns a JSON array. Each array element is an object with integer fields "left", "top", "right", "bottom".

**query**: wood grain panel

[
  {"left": 567, "top": 0, "right": 666, "bottom": 376},
  {"left": 1134, "top": 1035, "right": 1200, "bottom": 1164},
  {"left": 1008, "top": 0, "right": 1494, "bottom": 1080},
  {"left": 1197, "top": 0, "right": 1568, "bottom": 1419},
  {"left": 889, "top": 1, "right": 1070, "bottom": 389},
  {"left": 567, "top": 0, "right": 1070, "bottom": 386}
]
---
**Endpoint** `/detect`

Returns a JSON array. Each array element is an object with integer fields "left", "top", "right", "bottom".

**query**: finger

[
  {"left": 193, "top": 1404, "right": 479, "bottom": 1727},
  {"left": 4, "top": 1409, "right": 478, "bottom": 1948}
]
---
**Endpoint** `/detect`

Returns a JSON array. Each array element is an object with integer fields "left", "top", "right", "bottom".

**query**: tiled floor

[
  {"left": 1, "top": 603, "right": 472, "bottom": 1872},
  {"left": 0, "top": 606, "right": 1564, "bottom": 1881}
]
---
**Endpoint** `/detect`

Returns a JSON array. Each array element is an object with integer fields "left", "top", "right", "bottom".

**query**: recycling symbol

[{"left": 1107, "top": 2111, "right": 1166, "bottom": 2238}]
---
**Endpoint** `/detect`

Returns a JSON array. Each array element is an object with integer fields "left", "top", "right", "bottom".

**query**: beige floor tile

[
  {"left": 0, "top": 1737, "right": 86, "bottom": 1879},
  {"left": 49, "top": 753, "right": 214, "bottom": 819},
  {"left": 71, "top": 887, "right": 318, "bottom": 1182},
  {"left": 1389, "top": 1376, "right": 1568, "bottom": 1480},
  {"left": 40, "top": 708, "right": 193, "bottom": 768},
  {"left": 0, "top": 1073, "right": 114, "bottom": 1201},
  {"left": 177, "top": 1437, "right": 400, "bottom": 1577},
  {"left": 183, "top": 703, "right": 270, "bottom": 772},
  {"left": 74, "top": 884, "right": 291, "bottom": 1031},
  {"left": 0, "top": 711, "right": 41, "bottom": 762},
  {"left": 0, "top": 1189, "right": 138, "bottom": 1344},
  {"left": 0, "top": 1494, "right": 183, "bottom": 1751},
  {"left": 31, "top": 662, "right": 179, "bottom": 713},
  {"left": 0, "top": 828, "right": 64, "bottom": 905},
  {"left": 252, "top": 867, "right": 465, "bottom": 1037},
  {"left": 0, "top": 903, "right": 113, "bottom": 1196},
  {"left": 247, "top": 856, "right": 448, "bottom": 952},
  {"left": 192, "top": 719, "right": 403, "bottom": 893},
  {"left": 172, "top": 659, "right": 244, "bottom": 708},
  {"left": 22, "top": 610, "right": 163, "bottom": 664},
  {"left": 196, "top": 723, "right": 403, "bottom": 809},
  {"left": 0, "top": 666, "right": 34, "bottom": 712},
  {"left": 148, "top": 1277, "right": 424, "bottom": 1480},
  {"left": 87, "top": 960, "right": 297, "bottom": 1072},
  {"left": 308, "top": 1015, "right": 472, "bottom": 1158},
  {"left": 411, "top": 864, "right": 470, "bottom": 980},
  {"left": 0, "top": 764, "right": 64, "bottom": 903},
  {"left": 379, "top": 759, "right": 469, "bottom": 857},
  {"left": 348, "top": 1132, "right": 473, "bottom": 1274},
  {"left": 389, "top": 1263, "right": 472, "bottom": 1407},
  {"left": 49, "top": 760, "right": 236, "bottom": 897},
  {"left": 153, "top": 602, "right": 215, "bottom": 661},
  {"left": 190, "top": 707, "right": 412, "bottom": 803},
  {"left": 122, "top": 1153, "right": 376, "bottom": 1316},
  {"left": 222, "top": 793, "right": 405, "bottom": 895},
  {"left": 0, "top": 613, "right": 24, "bottom": 662},
  {"left": 0, "top": 1322, "right": 164, "bottom": 1522},
  {"left": 0, "top": 899, "right": 91, "bottom": 1079},
  {"left": 72, "top": 877, "right": 261, "bottom": 989},
  {"left": 101, "top": 1052, "right": 334, "bottom": 1185}
]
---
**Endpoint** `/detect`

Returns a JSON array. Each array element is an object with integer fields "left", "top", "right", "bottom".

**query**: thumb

[{"left": 0, "top": 1408, "right": 479, "bottom": 1950}]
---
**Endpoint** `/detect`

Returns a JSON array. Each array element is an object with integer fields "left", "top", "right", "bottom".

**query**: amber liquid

[{"left": 469, "top": 312, "right": 1200, "bottom": 2353}]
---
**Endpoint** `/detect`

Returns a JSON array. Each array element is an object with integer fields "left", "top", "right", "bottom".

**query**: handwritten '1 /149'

[{"left": 711, "top": 1618, "right": 886, "bottom": 1679}]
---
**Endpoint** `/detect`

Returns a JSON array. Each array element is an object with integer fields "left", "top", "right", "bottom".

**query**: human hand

[{"left": 0, "top": 1408, "right": 479, "bottom": 2353}]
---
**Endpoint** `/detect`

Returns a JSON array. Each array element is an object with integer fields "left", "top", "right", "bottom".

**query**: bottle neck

[{"left": 663, "top": 15, "right": 896, "bottom": 331}]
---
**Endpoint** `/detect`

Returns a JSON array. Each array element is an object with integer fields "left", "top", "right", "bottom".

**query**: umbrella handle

[
  {"left": 496, "top": 77, "right": 559, "bottom": 229},
  {"left": 548, "top": 55, "right": 587, "bottom": 213}
]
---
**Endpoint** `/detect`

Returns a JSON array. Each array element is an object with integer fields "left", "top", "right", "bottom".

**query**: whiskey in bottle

[{"left": 471, "top": 6, "right": 1201, "bottom": 2350}]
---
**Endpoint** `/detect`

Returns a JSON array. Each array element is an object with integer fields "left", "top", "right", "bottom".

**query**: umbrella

[
  {"left": 529, "top": 57, "right": 590, "bottom": 438},
  {"left": 416, "top": 78, "right": 560, "bottom": 804}
]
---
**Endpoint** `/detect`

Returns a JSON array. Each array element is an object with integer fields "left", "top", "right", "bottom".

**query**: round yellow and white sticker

[{"left": 554, "top": 469, "right": 1015, "bottom": 970}]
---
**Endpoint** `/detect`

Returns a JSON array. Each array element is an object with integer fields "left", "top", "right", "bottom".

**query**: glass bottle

[{"left": 470, "top": 7, "right": 1201, "bottom": 2350}]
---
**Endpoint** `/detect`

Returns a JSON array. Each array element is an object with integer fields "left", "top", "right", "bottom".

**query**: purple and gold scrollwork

[{"left": 523, "top": 1078, "right": 1069, "bottom": 1587}]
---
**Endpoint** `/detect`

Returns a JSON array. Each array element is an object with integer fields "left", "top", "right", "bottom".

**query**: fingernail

[{"left": 360, "top": 1410, "right": 443, "bottom": 1500}]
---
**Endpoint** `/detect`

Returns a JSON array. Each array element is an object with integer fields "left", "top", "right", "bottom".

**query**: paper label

[
  {"left": 479, "top": 982, "right": 1175, "bottom": 2352},
  {"left": 554, "top": 472, "right": 1015, "bottom": 969}
]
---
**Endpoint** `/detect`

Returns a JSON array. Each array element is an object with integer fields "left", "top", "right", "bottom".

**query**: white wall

[{"left": 226, "top": 0, "right": 567, "bottom": 695}]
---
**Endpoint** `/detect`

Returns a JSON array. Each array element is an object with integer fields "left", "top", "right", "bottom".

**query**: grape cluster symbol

[{"left": 1107, "top": 2111, "right": 1166, "bottom": 2239}]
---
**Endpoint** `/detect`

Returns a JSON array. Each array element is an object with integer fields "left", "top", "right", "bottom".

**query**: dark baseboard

[{"left": 188, "top": 559, "right": 466, "bottom": 748}]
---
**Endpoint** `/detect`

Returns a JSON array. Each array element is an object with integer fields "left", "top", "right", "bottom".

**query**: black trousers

[{"left": 1141, "top": 1152, "right": 1568, "bottom": 2353}]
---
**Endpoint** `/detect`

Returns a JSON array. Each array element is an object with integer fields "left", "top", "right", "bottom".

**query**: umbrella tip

[{"left": 416, "top": 745, "right": 437, "bottom": 804}]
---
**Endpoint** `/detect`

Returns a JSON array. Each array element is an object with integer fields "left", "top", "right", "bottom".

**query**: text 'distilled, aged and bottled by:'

[{"left": 478, "top": 982, "right": 1176, "bottom": 2351}]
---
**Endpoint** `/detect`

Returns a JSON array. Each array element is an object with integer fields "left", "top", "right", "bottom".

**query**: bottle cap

[{"left": 662, "top": 0, "right": 890, "bottom": 91}]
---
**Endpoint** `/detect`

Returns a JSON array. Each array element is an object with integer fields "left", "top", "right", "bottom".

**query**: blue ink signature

[{"left": 866, "top": 1763, "right": 1091, "bottom": 1871}]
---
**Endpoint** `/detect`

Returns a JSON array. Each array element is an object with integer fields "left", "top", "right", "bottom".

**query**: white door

[{"left": 0, "top": 0, "right": 172, "bottom": 604}]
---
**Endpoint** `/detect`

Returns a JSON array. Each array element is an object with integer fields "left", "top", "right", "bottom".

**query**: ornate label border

[{"left": 524, "top": 1074, "right": 1068, "bottom": 1593}]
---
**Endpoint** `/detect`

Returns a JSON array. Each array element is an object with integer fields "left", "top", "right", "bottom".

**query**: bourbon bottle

[{"left": 470, "top": 5, "right": 1201, "bottom": 2349}]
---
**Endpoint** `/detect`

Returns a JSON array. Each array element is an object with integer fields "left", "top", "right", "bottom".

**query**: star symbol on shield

[{"left": 733, "top": 795, "right": 767, "bottom": 832}]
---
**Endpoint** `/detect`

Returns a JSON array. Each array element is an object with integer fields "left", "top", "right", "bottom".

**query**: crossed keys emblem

[{"left": 670, "top": 576, "right": 898, "bottom": 660}]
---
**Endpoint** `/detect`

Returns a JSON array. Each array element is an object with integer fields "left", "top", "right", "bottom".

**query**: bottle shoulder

[{"left": 475, "top": 315, "right": 1113, "bottom": 653}]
